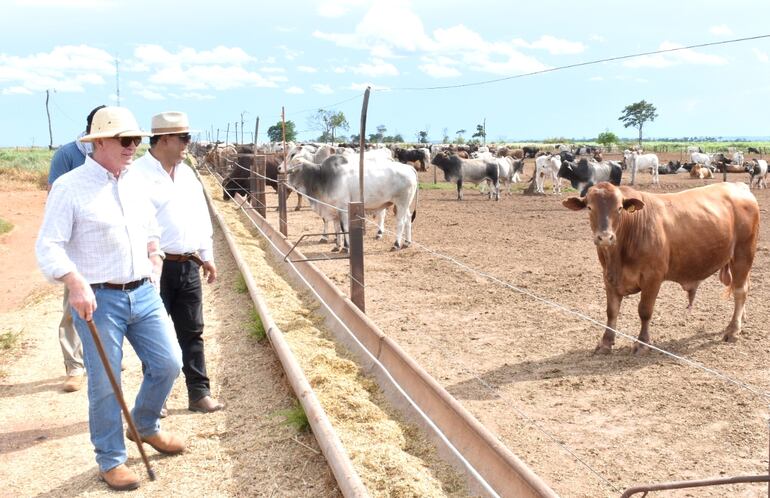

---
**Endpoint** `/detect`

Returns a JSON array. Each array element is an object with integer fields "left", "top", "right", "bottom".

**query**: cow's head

[{"left": 562, "top": 182, "right": 645, "bottom": 247}]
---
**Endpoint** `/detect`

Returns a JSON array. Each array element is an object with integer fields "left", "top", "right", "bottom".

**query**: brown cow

[
  {"left": 563, "top": 182, "right": 759, "bottom": 354},
  {"left": 689, "top": 163, "right": 713, "bottom": 179}
]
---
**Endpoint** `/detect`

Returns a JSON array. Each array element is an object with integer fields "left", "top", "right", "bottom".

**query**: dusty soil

[
  {"left": 249, "top": 151, "right": 770, "bottom": 498},
  {"left": 0, "top": 180, "right": 341, "bottom": 496}
]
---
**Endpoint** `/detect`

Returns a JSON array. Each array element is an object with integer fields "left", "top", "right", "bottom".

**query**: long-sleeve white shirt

[
  {"left": 132, "top": 152, "right": 214, "bottom": 262},
  {"left": 36, "top": 156, "right": 160, "bottom": 284}
]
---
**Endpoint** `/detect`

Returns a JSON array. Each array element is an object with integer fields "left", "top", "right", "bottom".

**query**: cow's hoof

[
  {"left": 331, "top": 246, "right": 340, "bottom": 253},
  {"left": 319, "top": 236, "right": 329, "bottom": 243},
  {"left": 340, "top": 247, "right": 349, "bottom": 254},
  {"left": 375, "top": 232, "right": 383, "bottom": 240},
  {"left": 294, "top": 206, "right": 301, "bottom": 212},
  {"left": 722, "top": 333, "right": 738, "bottom": 343},
  {"left": 631, "top": 343, "right": 650, "bottom": 356},
  {"left": 593, "top": 344, "right": 612, "bottom": 355},
  {"left": 402, "top": 241, "right": 411, "bottom": 248}
]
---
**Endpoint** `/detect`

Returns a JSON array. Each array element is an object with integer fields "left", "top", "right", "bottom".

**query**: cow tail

[
  {"left": 719, "top": 264, "right": 733, "bottom": 298},
  {"left": 411, "top": 186, "right": 419, "bottom": 222}
]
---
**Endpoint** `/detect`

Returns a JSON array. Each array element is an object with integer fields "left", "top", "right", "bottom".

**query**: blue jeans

[{"left": 72, "top": 281, "right": 182, "bottom": 472}]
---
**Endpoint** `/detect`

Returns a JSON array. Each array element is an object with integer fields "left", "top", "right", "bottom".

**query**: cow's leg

[
  {"left": 339, "top": 214, "right": 350, "bottom": 254},
  {"left": 375, "top": 209, "right": 386, "bottom": 240},
  {"left": 403, "top": 210, "right": 412, "bottom": 248},
  {"left": 391, "top": 211, "right": 405, "bottom": 251},
  {"left": 724, "top": 243, "right": 756, "bottom": 341},
  {"left": 596, "top": 289, "right": 622, "bottom": 354},
  {"left": 456, "top": 180, "right": 463, "bottom": 200},
  {"left": 633, "top": 280, "right": 663, "bottom": 355},
  {"left": 320, "top": 217, "right": 330, "bottom": 243},
  {"left": 295, "top": 192, "right": 303, "bottom": 211}
]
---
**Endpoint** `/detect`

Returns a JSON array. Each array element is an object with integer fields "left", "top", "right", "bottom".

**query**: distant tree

[
  {"left": 267, "top": 120, "right": 297, "bottom": 143},
  {"left": 618, "top": 100, "right": 658, "bottom": 146},
  {"left": 310, "top": 109, "right": 349, "bottom": 143},
  {"left": 455, "top": 129, "right": 466, "bottom": 144},
  {"left": 349, "top": 133, "right": 360, "bottom": 143},
  {"left": 442, "top": 127, "right": 449, "bottom": 144},
  {"left": 375, "top": 125, "right": 387, "bottom": 143},
  {"left": 472, "top": 122, "right": 486, "bottom": 145},
  {"left": 417, "top": 130, "right": 429, "bottom": 144},
  {"left": 596, "top": 131, "right": 619, "bottom": 147}
]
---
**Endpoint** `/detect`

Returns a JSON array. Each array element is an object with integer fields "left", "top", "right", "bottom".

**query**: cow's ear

[
  {"left": 563, "top": 197, "right": 586, "bottom": 211},
  {"left": 623, "top": 198, "right": 645, "bottom": 213}
]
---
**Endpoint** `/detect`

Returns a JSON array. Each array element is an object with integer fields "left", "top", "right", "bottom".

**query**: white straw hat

[
  {"left": 80, "top": 107, "right": 151, "bottom": 142},
  {"left": 151, "top": 111, "right": 197, "bottom": 135}
]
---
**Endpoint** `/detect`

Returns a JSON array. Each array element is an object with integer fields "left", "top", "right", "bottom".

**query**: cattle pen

[{"left": 196, "top": 147, "right": 770, "bottom": 497}]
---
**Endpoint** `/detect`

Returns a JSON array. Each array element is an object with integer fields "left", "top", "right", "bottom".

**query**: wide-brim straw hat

[
  {"left": 80, "top": 107, "right": 151, "bottom": 142},
  {"left": 151, "top": 111, "right": 198, "bottom": 136}
]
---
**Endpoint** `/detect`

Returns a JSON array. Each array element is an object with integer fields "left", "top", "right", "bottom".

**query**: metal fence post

[
  {"left": 349, "top": 201, "right": 365, "bottom": 312},
  {"left": 278, "top": 172, "right": 288, "bottom": 236}
]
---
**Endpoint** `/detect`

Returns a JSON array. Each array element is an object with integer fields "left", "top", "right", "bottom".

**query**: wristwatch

[{"left": 149, "top": 249, "right": 166, "bottom": 260}]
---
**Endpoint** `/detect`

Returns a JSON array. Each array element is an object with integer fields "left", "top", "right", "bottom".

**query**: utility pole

[
  {"left": 45, "top": 89, "right": 53, "bottom": 150},
  {"left": 483, "top": 118, "right": 486, "bottom": 146},
  {"left": 115, "top": 58, "right": 121, "bottom": 106},
  {"left": 240, "top": 111, "right": 247, "bottom": 144}
]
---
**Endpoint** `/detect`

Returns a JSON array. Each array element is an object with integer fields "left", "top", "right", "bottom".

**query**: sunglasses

[
  {"left": 118, "top": 136, "right": 142, "bottom": 147},
  {"left": 173, "top": 134, "right": 192, "bottom": 144}
]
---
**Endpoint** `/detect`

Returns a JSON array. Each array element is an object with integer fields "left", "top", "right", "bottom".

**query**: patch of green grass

[
  {"left": 275, "top": 401, "right": 310, "bottom": 432},
  {"left": 418, "top": 182, "right": 454, "bottom": 190},
  {"left": 234, "top": 273, "right": 247, "bottom": 293},
  {"left": 247, "top": 308, "right": 266, "bottom": 341},
  {"left": 0, "top": 218, "right": 13, "bottom": 235},
  {"left": 0, "top": 329, "right": 23, "bottom": 350}
]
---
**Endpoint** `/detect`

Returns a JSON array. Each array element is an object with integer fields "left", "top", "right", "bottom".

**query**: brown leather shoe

[
  {"left": 126, "top": 430, "right": 185, "bottom": 455},
  {"left": 62, "top": 374, "right": 84, "bottom": 392},
  {"left": 189, "top": 395, "right": 224, "bottom": 413},
  {"left": 99, "top": 464, "right": 140, "bottom": 491}
]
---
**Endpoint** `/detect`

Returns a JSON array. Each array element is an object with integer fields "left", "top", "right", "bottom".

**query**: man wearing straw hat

[
  {"left": 36, "top": 106, "right": 185, "bottom": 491},
  {"left": 133, "top": 111, "right": 224, "bottom": 413}
]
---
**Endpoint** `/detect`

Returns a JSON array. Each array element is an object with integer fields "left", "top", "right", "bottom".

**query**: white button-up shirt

[
  {"left": 35, "top": 156, "right": 160, "bottom": 284},
  {"left": 132, "top": 152, "right": 214, "bottom": 262}
]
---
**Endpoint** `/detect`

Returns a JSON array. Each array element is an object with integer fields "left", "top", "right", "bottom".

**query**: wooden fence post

[
  {"left": 348, "top": 201, "right": 365, "bottom": 312},
  {"left": 278, "top": 173, "right": 288, "bottom": 236}
]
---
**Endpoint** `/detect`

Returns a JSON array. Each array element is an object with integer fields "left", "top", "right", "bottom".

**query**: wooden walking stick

[{"left": 86, "top": 320, "right": 156, "bottom": 480}]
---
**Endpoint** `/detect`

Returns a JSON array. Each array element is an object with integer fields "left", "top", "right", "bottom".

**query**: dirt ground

[
  {"left": 250, "top": 151, "right": 770, "bottom": 498},
  {"left": 0, "top": 180, "right": 341, "bottom": 496}
]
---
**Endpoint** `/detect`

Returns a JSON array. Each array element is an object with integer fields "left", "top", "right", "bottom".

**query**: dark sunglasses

[
  {"left": 173, "top": 134, "right": 192, "bottom": 144},
  {"left": 118, "top": 136, "right": 142, "bottom": 147}
]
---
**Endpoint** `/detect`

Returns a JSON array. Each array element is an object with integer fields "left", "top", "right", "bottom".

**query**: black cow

[
  {"left": 394, "top": 147, "right": 429, "bottom": 171},
  {"left": 559, "top": 150, "right": 575, "bottom": 163},
  {"left": 558, "top": 158, "right": 622, "bottom": 196},
  {"left": 710, "top": 153, "right": 731, "bottom": 173},
  {"left": 431, "top": 152, "right": 500, "bottom": 200},
  {"left": 662, "top": 160, "right": 682, "bottom": 174},
  {"left": 522, "top": 146, "right": 540, "bottom": 158},
  {"left": 748, "top": 146, "right": 761, "bottom": 155}
]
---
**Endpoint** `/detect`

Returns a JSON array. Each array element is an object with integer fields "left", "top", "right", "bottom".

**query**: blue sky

[{"left": 2, "top": 0, "right": 770, "bottom": 147}]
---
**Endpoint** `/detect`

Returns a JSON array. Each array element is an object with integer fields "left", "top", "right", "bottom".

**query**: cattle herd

[{"left": 194, "top": 140, "right": 765, "bottom": 353}]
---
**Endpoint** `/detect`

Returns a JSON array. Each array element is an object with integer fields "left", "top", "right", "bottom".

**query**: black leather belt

[
  {"left": 164, "top": 253, "right": 204, "bottom": 266},
  {"left": 91, "top": 278, "right": 149, "bottom": 291}
]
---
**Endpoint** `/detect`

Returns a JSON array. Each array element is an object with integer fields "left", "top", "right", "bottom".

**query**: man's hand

[
  {"left": 149, "top": 254, "right": 164, "bottom": 291},
  {"left": 61, "top": 272, "right": 97, "bottom": 321},
  {"left": 202, "top": 261, "right": 217, "bottom": 284}
]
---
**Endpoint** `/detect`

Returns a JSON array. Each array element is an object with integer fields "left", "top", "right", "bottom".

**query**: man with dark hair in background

[{"left": 47, "top": 104, "right": 105, "bottom": 392}]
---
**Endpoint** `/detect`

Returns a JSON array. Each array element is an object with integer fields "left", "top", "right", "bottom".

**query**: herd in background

[{"left": 192, "top": 139, "right": 767, "bottom": 253}]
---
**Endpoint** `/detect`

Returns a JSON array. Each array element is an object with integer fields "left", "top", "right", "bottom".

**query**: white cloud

[
  {"left": 350, "top": 82, "right": 390, "bottom": 91},
  {"left": 348, "top": 58, "right": 398, "bottom": 77},
  {"left": 260, "top": 67, "right": 285, "bottom": 73},
  {"left": 622, "top": 41, "right": 727, "bottom": 68},
  {"left": 589, "top": 34, "right": 606, "bottom": 43},
  {"left": 149, "top": 65, "right": 277, "bottom": 90},
  {"left": 170, "top": 92, "right": 215, "bottom": 100},
  {"left": 317, "top": 0, "right": 366, "bottom": 18},
  {"left": 315, "top": 2, "right": 549, "bottom": 79},
  {"left": 710, "top": 24, "right": 733, "bottom": 36},
  {"left": 0, "top": 44, "right": 114, "bottom": 94},
  {"left": 277, "top": 45, "right": 302, "bottom": 61},
  {"left": 419, "top": 63, "right": 461, "bottom": 78},
  {"left": 513, "top": 35, "right": 585, "bottom": 55},
  {"left": 285, "top": 86, "right": 304, "bottom": 94},
  {"left": 753, "top": 48, "right": 769, "bottom": 63},
  {"left": 135, "top": 88, "right": 165, "bottom": 100},
  {"left": 133, "top": 45, "right": 254, "bottom": 66},
  {"left": 297, "top": 65, "right": 317, "bottom": 73},
  {"left": 312, "top": 83, "right": 334, "bottom": 94},
  {"left": 1, "top": 86, "right": 33, "bottom": 95}
]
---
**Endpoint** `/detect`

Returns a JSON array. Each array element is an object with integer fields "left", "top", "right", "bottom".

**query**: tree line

[{"left": 266, "top": 101, "right": 659, "bottom": 147}]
